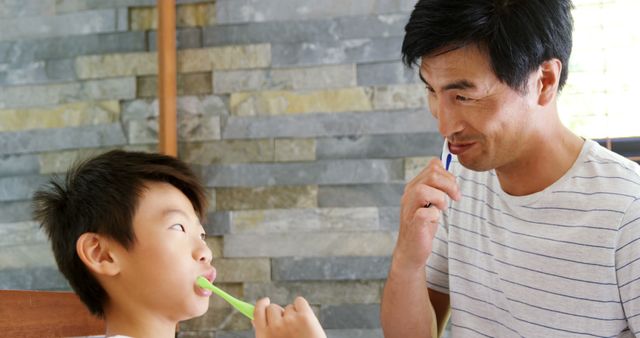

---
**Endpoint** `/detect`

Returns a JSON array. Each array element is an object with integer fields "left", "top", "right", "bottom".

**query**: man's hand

[{"left": 395, "top": 157, "right": 460, "bottom": 271}]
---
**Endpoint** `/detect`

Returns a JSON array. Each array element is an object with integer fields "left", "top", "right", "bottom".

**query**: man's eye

[
  {"left": 456, "top": 95, "right": 471, "bottom": 102},
  {"left": 170, "top": 224, "right": 186, "bottom": 232}
]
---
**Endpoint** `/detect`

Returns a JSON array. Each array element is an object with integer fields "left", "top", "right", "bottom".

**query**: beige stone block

[
  {"left": 404, "top": 156, "right": 435, "bottom": 181},
  {"left": 0, "top": 101, "right": 119, "bottom": 132},
  {"left": 39, "top": 147, "right": 123, "bottom": 174},
  {"left": 137, "top": 72, "right": 213, "bottom": 98},
  {"left": 204, "top": 188, "right": 216, "bottom": 212},
  {"left": 230, "top": 87, "right": 372, "bottom": 116},
  {"left": 206, "top": 236, "right": 223, "bottom": 258},
  {"left": 216, "top": 185, "right": 318, "bottom": 211},
  {"left": 244, "top": 281, "right": 384, "bottom": 306},
  {"left": 274, "top": 138, "right": 316, "bottom": 162},
  {"left": 130, "top": 3, "right": 215, "bottom": 31},
  {"left": 178, "top": 44, "right": 271, "bottom": 73},
  {"left": 213, "top": 258, "right": 270, "bottom": 283},
  {"left": 180, "top": 139, "right": 274, "bottom": 165},
  {"left": 370, "top": 83, "right": 427, "bottom": 110},
  {"left": 76, "top": 52, "right": 157, "bottom": 79}
]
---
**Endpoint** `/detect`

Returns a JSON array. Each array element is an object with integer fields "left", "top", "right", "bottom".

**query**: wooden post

[{"left": 157, "top": 0, "right": 177, "bottom": 156}]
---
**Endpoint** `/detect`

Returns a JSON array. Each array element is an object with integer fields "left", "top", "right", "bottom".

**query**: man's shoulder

[{"left": 582, "top": 140, "right": 640, "bottom": 180}]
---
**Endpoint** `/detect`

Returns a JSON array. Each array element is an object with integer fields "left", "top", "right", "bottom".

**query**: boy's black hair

[
  {"left": 402, "top": 0, "right": 574, "bottom": 92},
  {"left": 32, "top": 150, "right": 208, "bottom": 317}
]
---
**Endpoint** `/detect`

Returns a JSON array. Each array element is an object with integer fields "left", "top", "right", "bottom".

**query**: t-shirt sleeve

[
  {"left": 615, "top": 197, "right": 640, "bottom": 335},
  {"left": 426, "top": 216, "right": 450, "bottom": 294}
]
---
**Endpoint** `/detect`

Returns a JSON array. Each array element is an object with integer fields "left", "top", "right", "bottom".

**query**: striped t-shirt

[{"left": 427, "top": 139, "right": 640, "bottom": 337}]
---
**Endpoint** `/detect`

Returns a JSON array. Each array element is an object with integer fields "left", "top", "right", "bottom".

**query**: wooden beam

[{"left": 157, "top": 0, "right": 177, "bottom": 156}]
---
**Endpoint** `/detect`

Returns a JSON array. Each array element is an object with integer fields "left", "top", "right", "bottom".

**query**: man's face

[
  {"left": 420, "top": 44, "right": 539, "bottom": 171},
  {"left": 115, "top": 181, "right": 215, "bottom": 321}
]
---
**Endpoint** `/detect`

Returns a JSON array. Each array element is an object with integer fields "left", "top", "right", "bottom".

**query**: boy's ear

[
  {"left": 76, "top": 233, "right": 121, "bottom": 277},
  {"left": 537, "top": 58, "right": 562, "bottom": 106}
]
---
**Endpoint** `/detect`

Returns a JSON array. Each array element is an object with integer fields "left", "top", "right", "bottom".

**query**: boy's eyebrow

[
  {"left": 163, "top": 208, "right": 201, "bottom": 226},
  {"left": 418, "top": 72, "right": 476, "bottom": 91}
]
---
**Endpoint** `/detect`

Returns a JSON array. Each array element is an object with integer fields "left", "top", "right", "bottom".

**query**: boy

[{"left": 33, "top": 150, "right": 325, "bottom": 338}]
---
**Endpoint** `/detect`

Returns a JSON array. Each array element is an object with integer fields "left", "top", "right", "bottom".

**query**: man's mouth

[{"left": 448, "top": 141, "right": 475, "bottom": 155}]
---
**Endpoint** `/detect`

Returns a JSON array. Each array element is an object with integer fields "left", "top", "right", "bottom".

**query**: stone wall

[{"left": 0, "top": 1, "right": 441, "bottom": 337}]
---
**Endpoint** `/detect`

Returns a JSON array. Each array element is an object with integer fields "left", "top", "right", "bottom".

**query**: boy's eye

[
  {"left": 170, "top": 224, "right": 186, "bottom": 232},
  {"left": 200, "top": 233, "right": 207, "bottom": 241}
]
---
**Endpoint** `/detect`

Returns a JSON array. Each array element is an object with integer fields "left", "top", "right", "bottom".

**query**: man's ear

[
  {"left": 76, "top": 233, "right": 121, "bottom": 277},
  {"left": 537, "top": 58, "right": 562, "bottom": 106}
]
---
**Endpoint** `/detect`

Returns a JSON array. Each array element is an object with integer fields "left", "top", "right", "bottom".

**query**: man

[{"left": 381, "top": 1, "right": 640, "bottom": 337}]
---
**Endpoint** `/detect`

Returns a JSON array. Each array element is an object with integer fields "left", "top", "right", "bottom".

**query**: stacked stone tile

[{"left": 0, "top": 1, "right": 443, "bottom": 337}]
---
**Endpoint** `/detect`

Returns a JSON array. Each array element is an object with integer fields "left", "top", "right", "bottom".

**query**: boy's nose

[{"left": 194, "top": 242, "right": 213, "bottom": 264}]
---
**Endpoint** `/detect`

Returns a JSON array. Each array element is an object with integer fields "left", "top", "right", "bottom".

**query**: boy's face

[{"left": 112, "top": 181, "right": 215, "bottom": 321}]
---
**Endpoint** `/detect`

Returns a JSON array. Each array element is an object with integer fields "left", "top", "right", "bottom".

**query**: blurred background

[{"left": 0, "top": 0, "right": 637, "bottom": 337}]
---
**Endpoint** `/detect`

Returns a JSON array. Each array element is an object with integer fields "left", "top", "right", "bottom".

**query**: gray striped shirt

[{"left": 427, "top": 140, "right": 640, "bottom": 337}]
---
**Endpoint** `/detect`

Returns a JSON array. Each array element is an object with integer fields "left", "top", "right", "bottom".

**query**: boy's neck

[{"left": 104, "top": 305, "right": 178, "bottom": 338}]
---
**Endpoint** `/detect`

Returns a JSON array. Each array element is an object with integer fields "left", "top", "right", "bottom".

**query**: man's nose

[{"left": 435, "top": 100, "right": 464, "bottom": 138}]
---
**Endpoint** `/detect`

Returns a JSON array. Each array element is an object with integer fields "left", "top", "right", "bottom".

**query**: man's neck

[{"left": 495, "top": 125, "right": 584, "bottom": 196}]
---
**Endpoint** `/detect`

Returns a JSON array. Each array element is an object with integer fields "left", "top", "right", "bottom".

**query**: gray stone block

[
  {"left": 325, "top": 329, "right": 384, "bottom": 338},
  {"left": 222, "top": 109, "right": 437, "bottom": 140},
  {"left": 272, "top": 37, "right": 403, "bottom": 67},
  {"left": 229, "top": 207, "right": 380, "bottom": 234},
  {"left": 55, "top": 0, "right": 208, "bottom": 13},
  {"left": 0, "top": 175, "right": 51, "bottom": 202},
  {"left": 378, "top": 207, "right": 400, "bottom": 231},
  {"left": 335, "top": 14, "right": 408, "bottom": 40},
  {"left": 317, "top": 132, "right": 443, "bottom": 159},
  {"left": 244, "top": 280, "right": 384, "bottom": 305},
  {"left": 215, "top": 332, "right": 253, "bottom": 338},
  {"left": 318, "top": 184, "right": 404, "bottom": 207},
  {"left": 1, "top": 59, "right": 76, "bottom": 86},
  {"left": 0, "top": 200, "right": 34, "bottom": 223},
  {"left": 203, "top": 20, "right": 338, "bottom": 46},
  {"left": 0, "top": 31, "right": 145, "bottom": 64},
  {"left": 116, "top": 7, "right": 128, "bottom": 32},
  {"left": 0, "top": 266, "right": 70, "bottom": 290},
  {"left": 224, "top": 231, "right": 397, "bottom": 258},
  {"left": 0, "top": 123, "right": 127, "bottom": 156},
  {"left": 0, "top": 154, "right": 39, "bottom": 177},
  {"left": 0, "top": 0, "right": 55, "bottom": 18},
  {"left": 272, "top": 256, "right": 390, "bottom": 281},
  {"left": 215, "top": 329, "right": 385, "bottom": 338},
  {"left": 45, "top": 59, "right": 77, "bottom": 82},
  {"left": 0, "top": 9, "right": 117, "bottom": 42},
  {"left": 357, "top": 61, "right": 420, "bottom": 86},
  {"left": 321, "top": 303, "right": 381, "bottom": 329},
  {"left": 199, "top": 159, "right": 404, "bottom": 187},
  {"left": 204, "top": 211, "right": 230, "bottom": 235},
  {"left": 0, "top": 77, "right": 136, "bottom": 109},
  {"left": 148, "top": 27, "right": 202, "bottom": 51},
  {"left": 215, "top": 0, "right": 413, "bottom": 24}
]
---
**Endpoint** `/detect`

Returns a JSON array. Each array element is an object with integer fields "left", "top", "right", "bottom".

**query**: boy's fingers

[
  {"left": 283, "top": 304, "right": 296, "bottom": 317},
  {"left": 293, "top": 296, "right": 311, "bottom": 312},
  {"left": 266, "top": 303, "right": 285, "bottom": 326},
  {"left": 253, "top": 297, "right": 270, "bottom": 329}
]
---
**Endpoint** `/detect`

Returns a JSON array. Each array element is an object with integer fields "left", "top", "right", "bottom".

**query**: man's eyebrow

[{"left": 418, "top": 73, "right": 476, "bottom": 91}]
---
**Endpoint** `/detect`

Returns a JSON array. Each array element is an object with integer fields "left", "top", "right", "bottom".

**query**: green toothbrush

[{"left": 196, "top": 276, "right": 255, "bottom": 320}]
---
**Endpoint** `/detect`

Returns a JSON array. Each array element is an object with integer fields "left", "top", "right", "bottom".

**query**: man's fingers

[{"left": 406, "top": 158, "right": 460, "bottom": 201}]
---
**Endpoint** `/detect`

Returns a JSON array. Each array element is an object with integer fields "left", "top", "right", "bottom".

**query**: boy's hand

[{"left": 253, "top": 297, "right": 327, "bottom": 338}]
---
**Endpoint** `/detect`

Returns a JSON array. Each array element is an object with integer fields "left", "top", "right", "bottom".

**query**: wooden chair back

[{"left": 0, "top": 289, "right": 105, "bottom": 337}]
